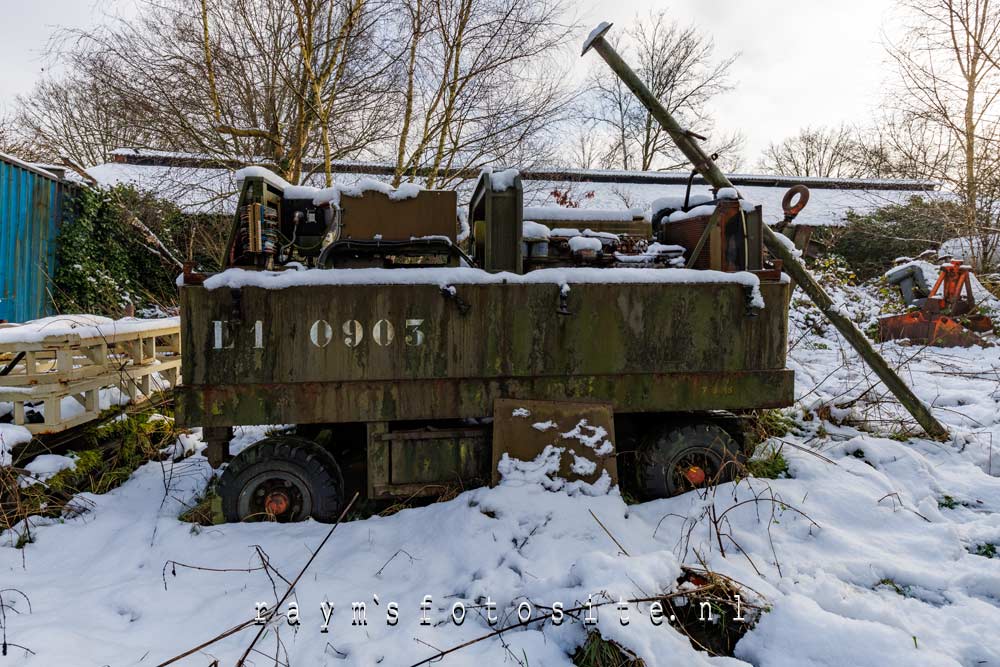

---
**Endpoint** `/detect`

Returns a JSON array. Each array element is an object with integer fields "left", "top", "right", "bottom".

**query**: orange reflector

[
  {"left": 265, "top": 492, "right": 290, "bottom": 516},
  {"left": 684, "top": 466, "right": 706, "bottom": 486}
]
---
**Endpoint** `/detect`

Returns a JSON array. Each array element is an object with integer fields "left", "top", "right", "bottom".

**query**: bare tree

[
  {"left": 565, "top": 122, "right": 609, "bottom": 170},
  {"left": 14, "top": 52, "right": 150, "bottom": 167},
  {"left": 757, "top": 125, "right": 871, "bottom": 178},
  {"left": 20, "top": 0, "right": 573, "bottom": 190},
  {"left": 585, "top": 11, "right": 743, "bottom": 172},
  {"left": 884, "top": 0, "right": 1000, "bottom": 269},
  {"left": 389, "top": 0, "right": 576, "bottom": 188},
  {"left": 0, "top": 111, "right": 35, "bottom": 160},
  {"left": 288, "top": 0, "right": 381, "bottom": 185},
  {"left": 41, "top": 0, "right": 398, "bottom": 183}
]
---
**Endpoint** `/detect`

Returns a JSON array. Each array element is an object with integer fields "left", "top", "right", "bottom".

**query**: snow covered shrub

[
  {"left": 179, "top": 479, "right": 221, "bottom": 526},
  {"left": 549, "top": 187, "right": 595, "bottom": 208},
  {"left": 741, "top": 411, "right": 794, "bottom": 479},
  {"left": 974, "top": 543, "right": 998, "bottom": 558},
  {"left": 665, "top": 568, "right": 763, "bottom": 657},
  {"left": 1, "top": 408, "right": 177, "bottom": 548},
  {"left": 814, "top": 196, "right": 959, "bottom": 280},
  {"left": 745, "top": 409, "right": 796, "bottom": 443},
  {"left": 809, "top": 255, "right": 857, "bottom": 288},
  {"left": 979, "top": 272, "right": 1000, "bottom": 302},
  {"left": 746, "top": 446, "right": 790, "bottom": 480}
]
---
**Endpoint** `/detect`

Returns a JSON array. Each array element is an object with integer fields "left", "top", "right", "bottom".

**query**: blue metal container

[{"left": 0, "top": 155, "right": 68, "bottom": 323}]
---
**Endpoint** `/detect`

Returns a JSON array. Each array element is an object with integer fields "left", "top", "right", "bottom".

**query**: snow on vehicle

[
  {"left": 174, "top": 159, "right": 798, "bottom": 522},
  {"left": 173, "top": 29, "right": 821, "bottom": 523}
]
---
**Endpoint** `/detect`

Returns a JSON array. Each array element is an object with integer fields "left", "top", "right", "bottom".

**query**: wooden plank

[
  {"left": 0, "top": 324, "right": 179, "bottom": 353},
  {"left": 0, "top": 322, "right": 181, "bottom": 435},
  {"left": 0, "top": 335, "right": 81, "bottom": 354},
  {"left": 0, "top": 359, "right": 181, "bottom": 402},
  {"left": 0, "top": 363, "right": 109, "bottom": 387}
]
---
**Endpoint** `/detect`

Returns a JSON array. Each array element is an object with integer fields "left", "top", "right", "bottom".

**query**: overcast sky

[{"left": 0, "top": 0, "right": 901, "bottom": 166}]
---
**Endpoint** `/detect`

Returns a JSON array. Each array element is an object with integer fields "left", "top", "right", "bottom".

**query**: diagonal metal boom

[{"left": 582, "top": 22, "right": 949, "bottom": 440}]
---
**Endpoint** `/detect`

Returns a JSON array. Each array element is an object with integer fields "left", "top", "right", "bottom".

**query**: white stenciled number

[
  {"left": 342, "top": 320, "right": 364, "bottom": 347},
  {"left": 310, "top": 320, "right": 333, "bottom": 348},
  {"left": 332, "top": 318, "right": 425, "bottom": 348},
  {"left": 372, "top": 319, "right": 395, "bottom": 347},
  {"left": 404, "top": 319, "right": 425, "bottom": 346}
]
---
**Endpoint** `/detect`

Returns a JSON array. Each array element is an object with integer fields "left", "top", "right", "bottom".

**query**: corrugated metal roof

[
  {"left": 87, "top": 149, "right": 942, "bottom": 227},
  {"left": 103, "top": 147, "right": 938, "bottom": 191}
]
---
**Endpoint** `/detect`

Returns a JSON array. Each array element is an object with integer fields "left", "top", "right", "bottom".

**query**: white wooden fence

[{"left": 0, "top": 317, "right": 181, "bottom": 434}]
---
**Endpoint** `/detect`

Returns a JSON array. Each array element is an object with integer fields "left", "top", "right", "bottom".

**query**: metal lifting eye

[{"left": 781, "top": 185, "right": 810, "bottom": 219}]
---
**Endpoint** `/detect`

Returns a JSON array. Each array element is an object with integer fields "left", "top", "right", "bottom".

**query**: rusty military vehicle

[
  {"left": 176, "top": 161, "right": 798, "bottom": 522},
  {"left": 175, "top": 30, "right": 807, "bottom": 523}
]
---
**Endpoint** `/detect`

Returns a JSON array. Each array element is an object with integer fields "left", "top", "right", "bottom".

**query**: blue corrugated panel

[{"left": 0, "top": 155, "right": 67, "bottom": 323}]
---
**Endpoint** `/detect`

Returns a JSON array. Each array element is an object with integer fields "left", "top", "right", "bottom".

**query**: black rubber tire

[
  {"left": 218, "top": 436, "right": 345, "bottom": 523},
  {"left": 638, "top": 423, "right": 745, "bottom": 499}
]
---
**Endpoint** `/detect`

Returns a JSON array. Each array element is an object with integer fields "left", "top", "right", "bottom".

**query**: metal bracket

[
  {"left": 557, "top": 287, "right": 572, "bottom": 316},
  {"left": 441, "top": 285, "right": 472, "bottom": 315}
]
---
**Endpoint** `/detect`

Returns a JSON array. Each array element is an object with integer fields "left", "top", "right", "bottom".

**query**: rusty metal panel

[
  {"left": 0, "top": 156, "right": 67, "bottom": 323},
  {"left": 176, "top": 368, "right": 795, "bottom": 427},
  {"left": 365, "top": 423, "right": 489, "bottom": 499},
  {"left": 389, "top": 433, "right": 486, "bottom": 483},
  {"left": 177, "top": 275, "right": 792, "bottom": 428},
  {"left": 491, "top": 398, "right": 617, "bottom": 487},
  {"left": 179, "top": 280, "right": 789, "bottom": 389},
  {"left": 339, "top": 189, "right": 457, "bottom": 242},
  {"left": 660, "top": 200, "right": 749, "bottom": 271}
]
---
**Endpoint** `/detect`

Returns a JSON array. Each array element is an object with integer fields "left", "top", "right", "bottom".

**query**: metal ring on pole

[{"left": 781, "top": 185, "right": 810, "bottom": 219}]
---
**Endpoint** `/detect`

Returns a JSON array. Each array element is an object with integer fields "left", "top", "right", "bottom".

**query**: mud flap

[{"left": 490, "top": 398, "right": 618, "bottom": 487}]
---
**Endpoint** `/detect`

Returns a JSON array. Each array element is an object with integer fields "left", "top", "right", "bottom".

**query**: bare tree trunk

[
  {"left": 394, "top": 0, "right": 423, "bottom": 187},
  {"left": 426, "top": 0, "right": 472, "bottom": 189},
  {"left": 882, "top": 0, "right": 1000, "bottom": 270},
  {"left": 200, "top": 0, "right": 222, "bottom": 124}
]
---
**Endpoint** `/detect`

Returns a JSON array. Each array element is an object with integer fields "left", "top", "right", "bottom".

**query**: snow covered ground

[{"left": 2, "top": 280, "right": 1000, "bottom": 666}]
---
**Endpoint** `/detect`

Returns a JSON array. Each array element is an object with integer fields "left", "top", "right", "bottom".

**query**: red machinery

[{"left": 879, "top": 260, "right": 994, "bottom": 347}]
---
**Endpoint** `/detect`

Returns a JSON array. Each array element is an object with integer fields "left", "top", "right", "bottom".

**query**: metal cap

[{"left": 581, "top": 21, "right": 613, "bottom": 56}]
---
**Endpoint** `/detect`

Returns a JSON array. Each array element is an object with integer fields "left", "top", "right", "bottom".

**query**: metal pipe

[
  {"left": 763, "top": 231, "right": 949, "bottom": 440},
  {"left": 582, "top": 22, "right": 950, "bottom": 441},
  {"left": 582, "top": 22, "right": 733, "bottom": 191}
]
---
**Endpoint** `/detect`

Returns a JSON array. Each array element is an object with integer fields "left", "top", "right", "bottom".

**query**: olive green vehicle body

[
  {"left": 175, "top": 169, "right": 794, "bottom": 501},
  {"left": 177, "top": 280, "right": 792, "bottom": 428},
  {"left": 174, "top": 20, "right": 806, "bottom": 511}
]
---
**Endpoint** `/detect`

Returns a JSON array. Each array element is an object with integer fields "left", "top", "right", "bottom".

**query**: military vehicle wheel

[
  {"left": 638, "top": 423, "right": 744, "bottom": 498},
  {"left": 218, "top": 437, "right": 344, "bottom": 523}
]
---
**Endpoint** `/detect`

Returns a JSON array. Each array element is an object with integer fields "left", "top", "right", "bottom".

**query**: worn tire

[
  {"left": 638, "top": 423, "right": 744, "bottom": 499},
  {"left": 218, "top": 436, "right": 344, "bottom": 523}
]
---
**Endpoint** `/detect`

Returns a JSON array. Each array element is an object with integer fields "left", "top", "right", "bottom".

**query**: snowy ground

[{"left": 2, "top": 281, "right": 1000, "bottom": 666}]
